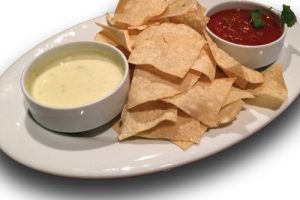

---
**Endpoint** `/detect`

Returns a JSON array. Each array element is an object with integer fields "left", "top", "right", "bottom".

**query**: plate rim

[{"left": 1, "top": 1, "right": 300, "bottom": 179}]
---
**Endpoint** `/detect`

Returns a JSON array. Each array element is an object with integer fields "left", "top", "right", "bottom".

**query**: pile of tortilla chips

[{"left": 95, "top": 0, "right": 288, "bottom": 150}]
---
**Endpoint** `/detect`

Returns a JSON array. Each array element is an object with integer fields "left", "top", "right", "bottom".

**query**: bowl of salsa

[{"left": 205, "top": 1, "right": 287, "bottom": 69}]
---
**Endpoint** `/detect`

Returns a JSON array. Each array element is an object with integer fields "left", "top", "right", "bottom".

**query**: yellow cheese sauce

[{"left": 29, "top": 53, "right": 124, "bottom": 108}]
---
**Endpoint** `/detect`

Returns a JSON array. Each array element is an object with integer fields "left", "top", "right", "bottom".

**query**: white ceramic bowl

[
  {"left": 205, "top": 1, "right": 287, "bottom": 69},
  {"left": 21, "top": 41, "right": 130, "bottom": 133}
]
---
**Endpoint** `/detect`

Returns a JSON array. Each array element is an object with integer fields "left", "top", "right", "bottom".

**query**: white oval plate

[{"left": 1, "top": 0, "right": 300, "bottom": 179}]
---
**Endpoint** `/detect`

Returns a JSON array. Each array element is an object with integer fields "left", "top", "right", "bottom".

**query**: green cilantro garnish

[
  {"left": 251, "top": 9, "right": 265, "bottom": 28},
  {"left": 281, "top": 4, "right": 297, "bottom": 27},
  {"left": 251, "top": 9, "right": 262, "bottom": 19},
  {"left": 251, "top": 5, "right": 297, "bottom": 29},
  {"left": 253, "top": 18, "right": 266, "bottom": 28}
]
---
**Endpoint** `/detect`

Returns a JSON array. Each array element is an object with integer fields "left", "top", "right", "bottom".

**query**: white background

[{"left": 0, "top": 0, "right": 299, "bottom": 200}]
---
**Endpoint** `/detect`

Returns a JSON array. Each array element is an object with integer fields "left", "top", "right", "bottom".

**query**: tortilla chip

[
  {"left": 223, "top": 70, "right": 248, "bottom": 88},
  {"left": 215, "top": 68, "right": 227, "bottom": 79},
  {"left": 170, "top": 2, "right": 209, "bottom": 33},
  {"left": 119, "top": 101, "right": 177, "bottom": 140},
  {"left": 129, "top": 23, "right": 206, "bottom": 77},
  {"left": 96, "top": 23, "right": 136, "bottom": 52},
  {"left": 172, "top": 140, "right": 194, "bottom": 150},
  {"left": 128, "top": 24, "right": 151, "bottom": 31},
  {"left": 204, "top": 31, "right": 263, "bottom": 87},
  {"left": 106, "top": 13, "right": 116, "bottom": 26},
  {"left": 127, "top": 20, "right": 165, "bottom": 31},
  {"left": 158, "top": 0, "right": 198, "bottom": 19},
  {"left": 105, "top": 13, "right": 126, "bottom": 29},
  {"left": 219, "top": 100, "right": 245, "bottom": 125},
  {"left": 94, "top": 32, "right": 118, "bottom": 46},
  {"left": 223, "top": 87, "right": 254, "bottom": 107},
  {"left": 195, "top": 1, "right": 207, "bottom": 14},
  {"left": 138, "top": 110, "right": 207, "bottom": 143},
  {"left": 113, "top": 0, "right": 169, "bottom": 26},
  {"left": 246, "top": 64, "right": 288, "bottom": 110},
  {"left": 163, "top": 78, "right": 235, "bottom": 127},
  {"left": 127, "top": 65, "right": 199, "bottom": 109},
  {"left": 112, "top": 119, "right": 122, "bottom": 134},
  {"left": 191, "top": 45, "right": 216, "bottom": 81},
  {"left": 94, "top": 31, "right": 130, "bottom": 57}
]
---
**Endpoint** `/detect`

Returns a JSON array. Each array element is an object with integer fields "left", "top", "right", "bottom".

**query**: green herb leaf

[
  {"left": 253, "top": 18, "right": 265, "bottom": 28},
  {"left": 281, "top": 4, "right": 297, "bottom": 27},
  {"left": 251, "top": 9, "right": 262, "bottom": 19},
  {"left": 251, "top": 9, "right": 265, "bottom": 29}
]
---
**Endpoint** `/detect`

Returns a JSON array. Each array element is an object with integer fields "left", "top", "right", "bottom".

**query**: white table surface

[{"left": 0, "top": 0, "right": 299, "bottom": 200}]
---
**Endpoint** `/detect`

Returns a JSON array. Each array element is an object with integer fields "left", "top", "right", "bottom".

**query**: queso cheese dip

[{"left": 29, "top": 53, "right": 124, "bottom": 108}]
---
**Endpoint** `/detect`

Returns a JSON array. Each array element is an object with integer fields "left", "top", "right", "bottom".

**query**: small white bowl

[
  {"left": 21, "top": 41, "right": 130, "bottom": 133},
  {"left": 205, "top": 1, "right": 287, "bottom": 69}
]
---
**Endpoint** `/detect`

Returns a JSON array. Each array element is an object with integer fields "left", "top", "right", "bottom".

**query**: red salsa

[{"left": 207, "top": 9, "right": 284, "bottom": 46}]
